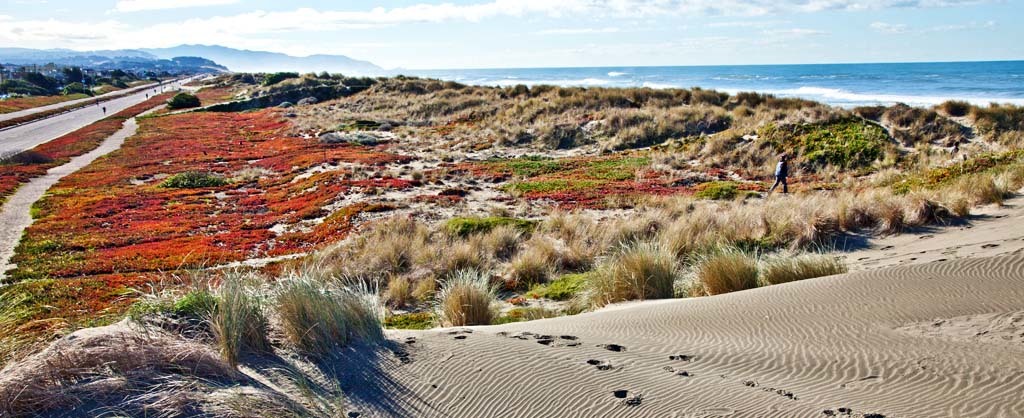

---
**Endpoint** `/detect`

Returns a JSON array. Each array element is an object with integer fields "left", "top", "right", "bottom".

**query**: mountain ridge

[{"left": 0, "top": 45, "right": 381, "bottom": 75}]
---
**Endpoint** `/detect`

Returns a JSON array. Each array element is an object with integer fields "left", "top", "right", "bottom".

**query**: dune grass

[
  {"left": 212, "top": 274, "right": 270, "bottom": 367},
  {"left": 691, "top": 248, "right": 759, "bottom": 296},
  {"left": 436, "top": 269, "right": 495, "bottom": 326},
  {"left": 759, "top": 254, "right": 848, "bottom": 285},
  {"left": 586, "top": 241, "right": 677, "bottom": 307}
]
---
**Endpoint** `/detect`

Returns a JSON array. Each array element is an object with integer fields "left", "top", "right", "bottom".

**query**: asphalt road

[
  {"left": 0, "top": 82, "right": 160, "bottom": 123},
  {"left": 0, "top": 81, "right": 182, "bottom": 156}
]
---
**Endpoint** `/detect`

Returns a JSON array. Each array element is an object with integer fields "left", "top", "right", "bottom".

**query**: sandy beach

[{"left": 364, "top": 251, "right": 1023, "bottom": 417}]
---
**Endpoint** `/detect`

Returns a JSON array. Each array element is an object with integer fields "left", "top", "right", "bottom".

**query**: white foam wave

[
  {"left": 607, "top": 71, "right": 628, "bottom": 77},
  {"left": 768, "top": 86, "right": 1024, "bottom": 107},
  {"left": 486, "top": 78, "right": 612, "bottom": 87},
  {"left": 641, "top": 81, "right": 679, "bottom": 89}
]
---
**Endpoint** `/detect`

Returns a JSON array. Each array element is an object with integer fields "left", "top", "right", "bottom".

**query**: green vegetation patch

[
  {"left": 492, "top": 306, "right": 559, "bottom": 325},
  {"left": 584, "top": 157, "right": 650, "bottom": 181},
  {"left": 759, "top": 119, "right": 889, "bottom": 169},
  {"left": 127, "top": 289, "right": 218, "bottom": 321},
  {"left": 694, "top": 181, "right": 739, "bottom": 200},
  {"left": 494, "top": 155, "right": 568, "bottom": 177},
  {"left": 166, "top": 92, "right": 201, "bottom": 109},
  {"left": 262, "top": 72, "right": 300, "bottom": 86},
  {"left": 446, "top": 216, "right": 536, "bottom": 237},
  {"left": 161, "top": 171, "right": 228, "bottom": 189},
  {"left": 892, "top": 150, "right": 1024, "bottom": 194},
  {"left": 503, "top": 179, "right": 602, "bottom": 195},
  {"left": 527, "top": 273, "right": 589, "bottom": 301},
  {"left": 384, "top": 312, "right": 434, "bottom": 330}
]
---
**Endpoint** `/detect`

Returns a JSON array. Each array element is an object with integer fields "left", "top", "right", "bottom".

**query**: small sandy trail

[
  {"left": 0, "top": 116, "right": 145, "bottom": 282},
  {"left": 843, "top": 192, "right": 1024, "bottom": 271}
]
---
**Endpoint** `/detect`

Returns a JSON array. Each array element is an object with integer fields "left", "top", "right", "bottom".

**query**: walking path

[
  {"left": 0, "top": 82, "right": 159, "bottom": 123},
  {"left": 0, "top": 111, "right": 154, "bottom": 282}
]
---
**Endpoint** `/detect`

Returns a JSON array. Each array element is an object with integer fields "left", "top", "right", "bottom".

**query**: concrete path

[
  {"left": 0, "top": 115, "right": 145, "bottom": 282},
  {"left": 0, "top": 82, "right": 183, "bottom": 156},
  {"left": 0, "top": 82, "right": 160, "bottom": 123}
]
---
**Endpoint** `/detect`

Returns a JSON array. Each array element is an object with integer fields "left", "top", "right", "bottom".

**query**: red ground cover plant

[
  {"left": 10, "top": 109, "right": 412, "bottom": 281},
  {"left": 0, "top": 93, "right": 176, "bottom": 203},
  {"left": 0, "top": 94, "right": 89, "bottom": 114}
]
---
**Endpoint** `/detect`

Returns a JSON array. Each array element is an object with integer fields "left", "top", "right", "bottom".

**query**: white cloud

[
  {"left": 113, "top": 0, "right": 239, "bottom": 12},
  {"left": 762, "top": 28, "right": 829, "bottom": 36},
  {"left": 537, "top": 27, "right": 621, "bottom": 35},
  {"left": 870, "top": 20, "right": 995, "bottom": 34},
  {"left": 870, "top": 22, "right": 909, "bottom": 33},
  {"left": 0, "top": 15, "right": 13, "bottom": 21}
]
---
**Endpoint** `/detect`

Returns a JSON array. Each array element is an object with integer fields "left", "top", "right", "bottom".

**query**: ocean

[{"left": 409, "top": 60, "right": 1024, "bottom": 108}]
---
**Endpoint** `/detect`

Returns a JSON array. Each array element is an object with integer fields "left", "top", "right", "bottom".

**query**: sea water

[{"left": 409, "top": 61, "right": 1024, "bottom": 108}]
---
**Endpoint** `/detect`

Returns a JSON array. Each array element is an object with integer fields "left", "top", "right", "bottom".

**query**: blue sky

[{"left": 0, "top": 0, "right": 1021, "bottom": 69}]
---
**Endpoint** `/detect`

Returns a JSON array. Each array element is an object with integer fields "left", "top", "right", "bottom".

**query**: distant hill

[
  {"left": 0, "top": 45, "right": 382, "bottom": 75},
  {"left": 142, "top": 45, "right": 382, "bottom": 74},
  {"left": 0, "top": 48, "right": 227, "bottom": 74}
]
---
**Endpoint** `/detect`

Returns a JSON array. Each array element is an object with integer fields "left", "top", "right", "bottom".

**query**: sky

[{"left": 0, "top": 0, "right": 1022, "bottom": 69}]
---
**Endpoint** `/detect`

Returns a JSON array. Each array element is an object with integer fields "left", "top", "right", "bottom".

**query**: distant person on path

[
  {"left": 767, "top": 153, "right": 790, "bottom": 195},
  {"left": 102, "top": 106, "right": 106, "bottom": 115}
]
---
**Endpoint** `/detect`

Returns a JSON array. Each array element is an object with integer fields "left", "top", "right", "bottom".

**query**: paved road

[
  {"left": 0, "top": 81, "right": 183, "bottom": 155},
  {"left": 0, "top": 82, "right": 160, "bottom": 123}
]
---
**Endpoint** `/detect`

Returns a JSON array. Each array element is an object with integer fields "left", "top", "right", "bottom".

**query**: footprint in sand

[
  {"left": 981, "top": 243, "right": 1000, "bottom": 249},
  {"left": 611, "top": 390, "right": 643, "bottom": 406},
  {"left": 453, "top": 335, "right": 467, "bottom": 340},
  {"left": 598, "top": 343, "right": 626, "bottom": 352},
  {"left": 663, "top": 366, "right": 692, "bottom": 376},
  {"left": 880, "top": 245, "right": 895, "bottom": 250},
  {"left": 669, "top": 354, "right": 695, "bottom": 361},
  {"left": 918, "top": 234, "right": 934, "bottom": 240},
  {"left": 587, "top": 359, "right": 615, "bottom": 370},
  {"left": 839, "top": 375, "right": 882, "bottom": 389}
]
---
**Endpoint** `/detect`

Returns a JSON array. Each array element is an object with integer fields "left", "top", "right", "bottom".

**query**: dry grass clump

[
  {"left": 586, "top": 241, "right": 677, "bottom": 307},
  {"left": 483, "top": 225, "right": 524, "bottom": 260},
  {"left": 212, "top": 273, "right": 270, "bottom": 367},
  {"left": 508, "top": 237, "right": 557, "bottom": 289},
  {"left": 0, "top": 325, "right": 239, "bottom": 417},
  {"left": 385, "top": 275, "right": 412, "bottom": 308},
  {"left": 951, "top": 174, "right": 1008, "bottom": 206},
  {"left": 436, "top": 269, "right": 495, "bottom": 326},
  {"left": 434, "top": 239, "right": 490, "bottom": 280},
  {"left": 412, "top": 276, "right": 438, "bottom": 302},
  {"left": 759, "top": 254, "right": 848, "bottom": 285},
  {"left": 691, "top": 248, "right": 759, "bottom": 296},
  {"left": 274, "top": 275, "right": 383, "bottom": 356}
]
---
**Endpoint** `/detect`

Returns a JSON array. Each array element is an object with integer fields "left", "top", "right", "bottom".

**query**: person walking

[
  {"left": 102, "top": 106, "right": 106, "bottom": 115},
  {"left": 767, "top": 153, "right": 790, "bottom": 195}
]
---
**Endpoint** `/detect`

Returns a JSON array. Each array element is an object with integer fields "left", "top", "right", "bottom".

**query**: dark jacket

[{"left": 774, "top": 160, "right": 788, "bottom": 178}]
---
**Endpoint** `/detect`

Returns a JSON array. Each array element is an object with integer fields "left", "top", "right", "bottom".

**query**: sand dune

[{"left": 351, "top": 253, "right": 1024, "bottom": 418}]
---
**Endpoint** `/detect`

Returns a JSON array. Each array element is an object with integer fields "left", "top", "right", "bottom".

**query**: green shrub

[
  {"left": 173, "top": 289, "right": 218, "bottom": 317},
  {"left": 384, "top": 312, "right": 435, "bottom": 330},
  {"left": 263, "top": 72, "right": 300, "bottom": 86},
  {"left": 528, "top": 273, "right": 589, "bottom": 301},
  {"left": 445, "top": 216, "right": 536, "bottom": 237},
  {"left": 161, "top": 171, "right": 228, "bottom": 188},
  {"left": 492, "top": 306, "right": 558, "bottom": 324},
  {"left": 166, "top": 92, "right": 201, "bottom": 109},
  {"left": 694, "top": 181, "right": 738, "bottom": 200},
  {"left": 760, "top": 119, "right": 888, "bottom": 169},
  {"left": 61, "top": 82, "right": 92, "bottom": 96}
]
